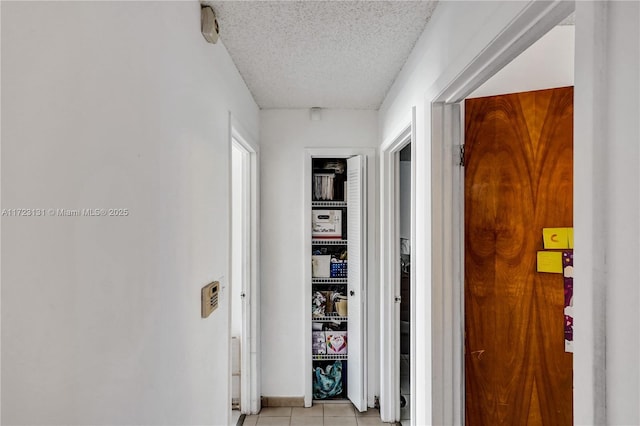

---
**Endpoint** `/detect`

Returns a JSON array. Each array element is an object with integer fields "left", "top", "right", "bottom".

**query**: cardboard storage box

[{"left": 312, "top": 210, "right": 342, "bottom": 239}]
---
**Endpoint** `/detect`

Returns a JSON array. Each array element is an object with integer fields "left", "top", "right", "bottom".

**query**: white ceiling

[{"left": 207, "top": 1, "right": 438, "bottom": 109}]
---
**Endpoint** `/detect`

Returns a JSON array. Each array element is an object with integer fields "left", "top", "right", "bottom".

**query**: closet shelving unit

[{"left": 311, "top": 158, "right": 349, "bottom": 400}]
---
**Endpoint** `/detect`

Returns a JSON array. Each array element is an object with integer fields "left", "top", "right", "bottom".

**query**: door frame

[
  {"left": 428, "top": 2, "right": 577, "bottom": 425},
  {"left": 229, "top": 114, "right": 261, "bottom": 415},
  {"left": 379, "top": 110, "right": 416, "bottom": 423}
]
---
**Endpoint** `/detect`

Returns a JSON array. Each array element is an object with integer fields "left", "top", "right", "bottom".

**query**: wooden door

[{"left": 464, "top": 87, "right": 573, "bottom": 425}]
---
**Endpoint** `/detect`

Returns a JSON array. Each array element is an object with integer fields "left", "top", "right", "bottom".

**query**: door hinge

[{"left": 459, "top": 144, "right": 466, "bottom": 167}]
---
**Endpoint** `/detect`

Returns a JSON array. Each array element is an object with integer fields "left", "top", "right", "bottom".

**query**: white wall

[
  {"left": 380, "top": 1, "right": 531, "bottom": 140},
  {"left": 1, "top": 2, "right": 259, "bottom": 425},
  {"left": 599, "top": 6, "right": 640, "bottom": 421},
  {"left": 259, "top": 109, "right": 378, "bottom": 402},
  {"left": 469, "top": 25, "right": 574, "bottom": 98},
  {"left": 574, "top": 2, "right": 640, "bottom": 424}
]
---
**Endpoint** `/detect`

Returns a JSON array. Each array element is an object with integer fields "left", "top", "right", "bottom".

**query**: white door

[{"left": 347, "top": 155, "right": 367, "bottom": 412}]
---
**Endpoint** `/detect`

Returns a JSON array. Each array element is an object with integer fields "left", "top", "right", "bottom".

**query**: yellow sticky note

[
  {"left": 543, "top": 228, "right": 570, "bottom": 249},
  {"left": 567, "top": 228, "right": 574, "bottom": 249},
  {"left": 537, "top": 251, "right": 563, "bottom": 273}
]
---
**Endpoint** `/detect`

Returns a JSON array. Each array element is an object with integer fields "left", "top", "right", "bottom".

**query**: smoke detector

[{"left": 201, "top": 6, "right": 219, "bottom": 44}]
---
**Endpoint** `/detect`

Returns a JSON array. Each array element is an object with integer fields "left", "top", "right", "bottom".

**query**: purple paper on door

[{"left": 563, "top": 251, "right": 574, "bottom": 353}]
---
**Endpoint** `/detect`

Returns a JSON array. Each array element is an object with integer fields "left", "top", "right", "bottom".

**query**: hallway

[{"left": 2, "top": 2, "right": 639, "bottom": 426}]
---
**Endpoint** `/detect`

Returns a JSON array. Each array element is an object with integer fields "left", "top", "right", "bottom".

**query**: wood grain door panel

[{"left": 464, "top": 87, "right": 573, "bottom": 426}]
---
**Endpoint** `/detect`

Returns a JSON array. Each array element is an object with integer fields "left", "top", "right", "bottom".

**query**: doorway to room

[
  {"left": 230, "top": 141, "right": 246, "bottom": 417},
  {"left": 380, "top": 116, "right": 415, "bottom": 424},
  {"left": 229, "top": 120, "right": 260, "bottom": 421},
  {"left": 398, "top": 143, "right": 412, "bottom": 426}
]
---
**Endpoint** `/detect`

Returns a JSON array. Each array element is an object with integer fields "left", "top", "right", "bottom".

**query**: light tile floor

[{"left": 242, "top": 403, "right": 398, "bottom": 425}]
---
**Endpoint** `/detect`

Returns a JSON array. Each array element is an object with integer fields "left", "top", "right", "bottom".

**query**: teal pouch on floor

[{"left": 313, "top": 360, "right": 343, "bottom": 399}]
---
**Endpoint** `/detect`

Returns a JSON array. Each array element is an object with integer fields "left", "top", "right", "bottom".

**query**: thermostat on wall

[{"left": 201, "top": 281, "right": 219, "bottom": 318}]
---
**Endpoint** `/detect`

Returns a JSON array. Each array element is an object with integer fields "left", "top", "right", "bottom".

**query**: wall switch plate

[{"left": 201, "top": 281, "right": 219, "bottom": 318}]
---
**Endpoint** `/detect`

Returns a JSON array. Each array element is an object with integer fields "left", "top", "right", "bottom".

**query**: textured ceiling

[{"left": 207, "top": 1, "right": 438, "bottom": 109}]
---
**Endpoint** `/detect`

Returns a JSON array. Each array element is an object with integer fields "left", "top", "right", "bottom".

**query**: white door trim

[
  {"left": 229, "top": 114, "right": 261, "bottom": 415},
  {"left": 379, "top": 114, "right": 414, "bottom": 423},
  {"left": 428, "top": 1, "right": 576, "bottom": 425}
]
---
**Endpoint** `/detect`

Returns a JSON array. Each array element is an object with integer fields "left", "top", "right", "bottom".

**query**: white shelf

[
  {"left": 312, "top": 201, "right": 347, "bottom": 208},
  {"left": 312, "top": 354, "right": 348, "bottom": 361},
  {"left": 312, "top": 239, "right": 347, "bottom": 245},
  {"left": 312, "top": 314, "right": 348, "bottom": 322},
  {"left": 312, "top": 278, "right": 347, "bottom": 284}
]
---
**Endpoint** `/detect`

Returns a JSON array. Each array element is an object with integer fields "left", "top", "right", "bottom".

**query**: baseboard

[{"left": 261, "top": 396, "right": 305, "bottom": 407}]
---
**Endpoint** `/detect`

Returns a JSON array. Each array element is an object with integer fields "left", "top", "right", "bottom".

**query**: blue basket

[{"left": 330, "top": 261, "right": 348, "bottom": 278}]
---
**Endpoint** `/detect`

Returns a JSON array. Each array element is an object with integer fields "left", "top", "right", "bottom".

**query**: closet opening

[{"left": 304, "top": 148, "right": 375, "bottom": 411}]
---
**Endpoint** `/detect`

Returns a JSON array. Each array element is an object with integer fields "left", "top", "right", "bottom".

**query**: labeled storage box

[{"left": 312, "top": 210, "right": 342, "bottom": 239}]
